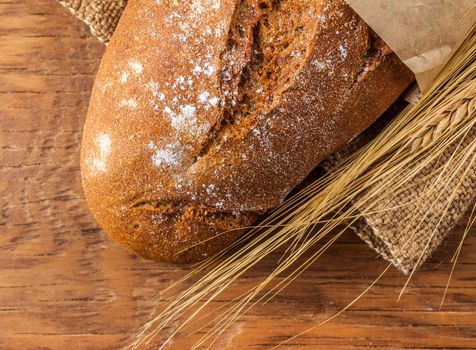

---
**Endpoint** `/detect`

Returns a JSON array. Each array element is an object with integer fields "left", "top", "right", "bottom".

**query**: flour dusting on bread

[
  {"left": 128, "top": 60, "right": 144, "bottom": 74},
  {"left": 85, "top": 133, "right": 111, "bottom": 174},
  {"left": 148, "top": 141, "right": 192, "bottom": 168},
  {"left": 119, "top": 98, "right": 138, "bottom": 109}
]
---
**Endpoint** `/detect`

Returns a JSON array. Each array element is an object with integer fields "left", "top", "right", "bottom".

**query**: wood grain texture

[{"left": 0, "top": 1, "right": 475, "bottom": 349}]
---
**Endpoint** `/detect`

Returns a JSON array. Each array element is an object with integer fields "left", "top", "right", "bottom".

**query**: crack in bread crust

[
  {"left": 193, "top": 0, "right": 319, "bottom": 163},
  {"left": 192, "top": 1, "right": 394, "bottom": 169}
]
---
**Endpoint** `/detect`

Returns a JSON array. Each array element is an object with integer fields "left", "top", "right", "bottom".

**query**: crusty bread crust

[{"left": 81, "top": 0, "right": 414, "bottom": 263}]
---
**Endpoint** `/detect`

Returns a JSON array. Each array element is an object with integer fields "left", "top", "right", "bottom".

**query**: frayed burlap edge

[{"left": 58, "top": 0, "right": 126, "bottom": 43}]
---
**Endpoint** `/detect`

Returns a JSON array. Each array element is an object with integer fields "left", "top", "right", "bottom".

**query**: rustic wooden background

[{"left": 1, "top": 1, "right": 475, "bottom": 349}]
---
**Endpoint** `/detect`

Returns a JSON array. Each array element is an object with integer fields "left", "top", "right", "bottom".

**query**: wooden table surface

[{"left": 1, "top": 1, "right": 475, "bottom": 349}]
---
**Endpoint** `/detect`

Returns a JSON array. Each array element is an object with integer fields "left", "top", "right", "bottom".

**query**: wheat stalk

[
  {"left": 408, "top": 90, "right": 475, "bottom": 153},
  {"left": 133, "top": 24, "right": 476, "bottom": 350}
]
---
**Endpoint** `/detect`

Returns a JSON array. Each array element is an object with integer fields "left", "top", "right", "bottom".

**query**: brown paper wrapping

[{"left": 344, "top": 0, "right": 476, "bottom": 90}]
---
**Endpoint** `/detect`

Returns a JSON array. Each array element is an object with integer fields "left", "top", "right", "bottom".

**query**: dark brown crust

[{"left": 80, "top": 0, "right": 414, "bottom": 263}]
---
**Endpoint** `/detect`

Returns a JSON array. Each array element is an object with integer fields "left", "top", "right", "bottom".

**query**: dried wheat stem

[{"left": 408, "top": 85, "right": 476, "bottom": 152}]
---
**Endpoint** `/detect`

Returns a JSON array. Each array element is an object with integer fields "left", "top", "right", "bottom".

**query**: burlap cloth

[
  {"left": 59, "top": 0, "right": 476, "bottom": 274},
  {"left": 58, "top": 0, "right": 126, "bottom": 43}
]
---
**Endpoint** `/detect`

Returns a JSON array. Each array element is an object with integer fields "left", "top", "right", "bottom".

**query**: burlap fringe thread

[
  {"left": 59, "top": 0, "right": 476, "bottom": 274},
  {"left": 58, "top": 0, "right": 126, "bottom": 43}
]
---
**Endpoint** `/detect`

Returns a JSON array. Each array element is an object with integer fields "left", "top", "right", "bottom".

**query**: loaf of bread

[{"left": 81, "top": 0, "right": 414, "bottom": 263}]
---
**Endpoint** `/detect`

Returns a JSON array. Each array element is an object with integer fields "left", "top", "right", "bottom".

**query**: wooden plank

[{"left": 0, "top": 1, "right": 475, "bottom": 349}]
